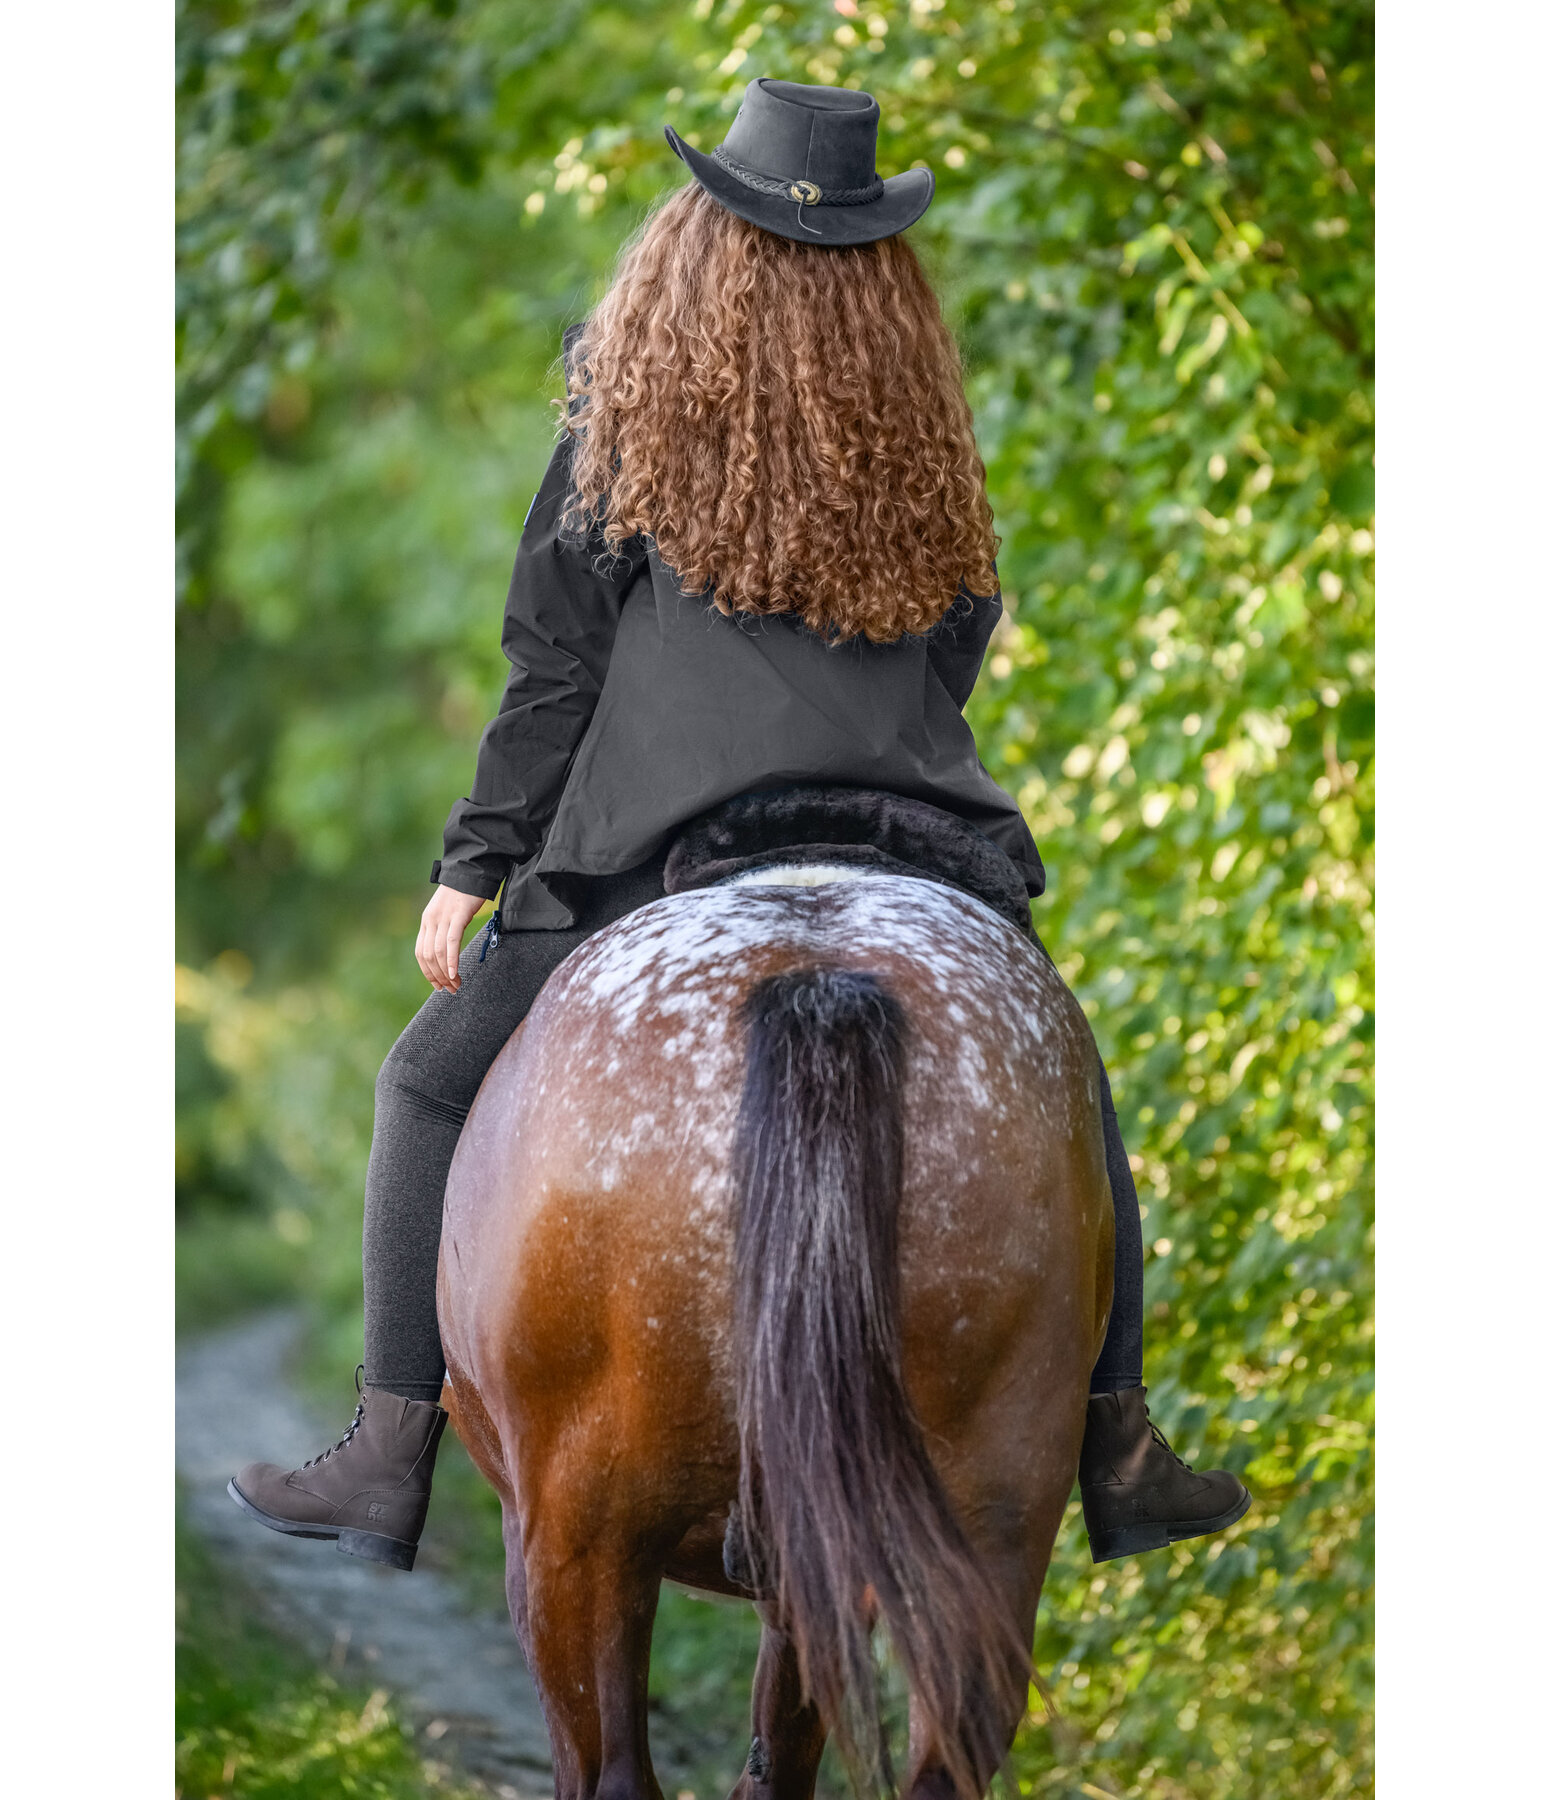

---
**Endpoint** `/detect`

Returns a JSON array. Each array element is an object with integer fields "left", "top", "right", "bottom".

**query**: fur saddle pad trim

[{"left": 663, "top": 786, "right": 1032, "bottom": 935}]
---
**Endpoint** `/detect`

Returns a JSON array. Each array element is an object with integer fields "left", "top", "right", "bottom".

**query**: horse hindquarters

[
  {"left": 732, "top": 967, "right": 1028, "bottom": 1800},
  {"left": 437, "top": 877, "right": 1110, "bottom": 1800}
]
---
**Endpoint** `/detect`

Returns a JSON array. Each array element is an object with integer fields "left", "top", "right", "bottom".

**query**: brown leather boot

[
  {"left": 1079, "top": 1386, "right": 1250, "bottom": 1564},
  {"left": 227, "top": 1372, "right": 448, "bottom": 1571}
]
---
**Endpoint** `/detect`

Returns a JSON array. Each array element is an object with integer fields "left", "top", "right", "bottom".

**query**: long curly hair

[{"left": 562, "top": 184, "right": 999, "bottom": 644}]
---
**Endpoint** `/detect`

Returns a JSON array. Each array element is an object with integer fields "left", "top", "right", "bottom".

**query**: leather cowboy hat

[{"left": 664, "top": 77, "right": 934, "bottom": 246}]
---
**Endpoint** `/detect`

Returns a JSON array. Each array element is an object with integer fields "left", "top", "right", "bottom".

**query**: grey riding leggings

[{"left": 362, "top": 854, "right": 1145, "bottom": 1402}]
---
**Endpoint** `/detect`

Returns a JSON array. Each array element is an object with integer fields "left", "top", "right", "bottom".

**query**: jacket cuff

[{"left": 431, "top": 860, "right": 504, "bottom": 902}]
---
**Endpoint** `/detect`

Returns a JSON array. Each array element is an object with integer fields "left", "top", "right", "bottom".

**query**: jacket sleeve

[
  {"left": 925, "top": 583, "right": 1003, "bottom": 712},
  {"left": 433, "top": 434, "right": 647, "bottom": 899}
]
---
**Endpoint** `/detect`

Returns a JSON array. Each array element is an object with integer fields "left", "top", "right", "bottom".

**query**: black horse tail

[{"left": 731, "top": 967, "right": 1027, "bottom": 1796}]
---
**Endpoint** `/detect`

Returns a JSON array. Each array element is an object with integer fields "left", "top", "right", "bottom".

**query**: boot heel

[
  {"left": 1088, "top": 1519, "right": 1171, "bottom": 1563},
  {"left": 337, "top": 1527, "right": 418, "bottom": 1571}
]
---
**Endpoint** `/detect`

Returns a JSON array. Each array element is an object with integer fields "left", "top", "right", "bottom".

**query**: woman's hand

[{"left": 416, "top": 886, "right": 488, "bottom": 993}]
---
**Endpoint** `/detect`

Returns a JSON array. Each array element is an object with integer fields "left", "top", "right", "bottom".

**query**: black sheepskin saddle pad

[{"left": 663, "top": 785, "right": 1031, "bottom": 936}]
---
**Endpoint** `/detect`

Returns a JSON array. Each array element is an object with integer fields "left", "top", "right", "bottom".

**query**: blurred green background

[{"left": 176, "top": 2, "right": 1372, "bottom": 1796}]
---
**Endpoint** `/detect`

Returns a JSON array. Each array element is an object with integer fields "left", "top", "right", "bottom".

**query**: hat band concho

[{"left": 710, "top": 144, "right": 885, "bottom": 235}]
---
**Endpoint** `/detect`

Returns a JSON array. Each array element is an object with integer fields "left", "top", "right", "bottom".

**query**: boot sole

[
  {"left": 1088, "top": 1487, "right": 1252, "bottom": 1564},
  {"left": 226, "top": 1480, "right": 419, "bottom": 1571}
]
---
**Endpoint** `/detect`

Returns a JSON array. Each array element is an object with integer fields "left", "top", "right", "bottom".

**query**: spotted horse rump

[{"left": 436, "top": 854, "right": 1113, "bottom": 1800}]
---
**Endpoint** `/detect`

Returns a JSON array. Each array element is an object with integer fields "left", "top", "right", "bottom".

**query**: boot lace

[
  {"left": 302, "top": 1366, "right": 366, "bottom": 1469},
  {"left": 1147, "top": 1416, "right": 1193, "bottom": 1469}
]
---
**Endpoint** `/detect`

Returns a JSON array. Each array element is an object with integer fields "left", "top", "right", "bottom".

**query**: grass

[
  {"left": 176, "top": 1507, "right": 484, "bottom": 1800},
  {"left": 646, "top": 1587, "right": 764, "bottom": 1797}
]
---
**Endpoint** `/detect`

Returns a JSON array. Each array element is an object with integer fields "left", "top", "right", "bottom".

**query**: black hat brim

[{"left": 664, "top": 126, "right": 933, "bottom": 247}]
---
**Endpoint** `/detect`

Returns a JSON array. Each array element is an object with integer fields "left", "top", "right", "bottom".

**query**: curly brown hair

[{"left": 562, "top": 184, "right": 999, "bottom": 644}]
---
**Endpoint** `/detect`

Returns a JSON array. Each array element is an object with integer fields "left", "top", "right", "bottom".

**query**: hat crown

[{"left": 721, "top": 78, "right": 880, "bottom": 191}]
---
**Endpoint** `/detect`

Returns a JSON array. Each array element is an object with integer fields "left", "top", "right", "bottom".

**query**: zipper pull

[{"left": 478, "top": 906, "right": 502, "bottom": 962}]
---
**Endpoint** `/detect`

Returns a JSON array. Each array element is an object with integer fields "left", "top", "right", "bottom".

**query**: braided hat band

[{"left": 710, "top": 144, "right": 886, "bottom": 207}]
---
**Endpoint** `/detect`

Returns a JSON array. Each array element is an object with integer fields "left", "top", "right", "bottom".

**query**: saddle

[{"left": 662, "top": 785, "right": 1032, "bottom": 936}]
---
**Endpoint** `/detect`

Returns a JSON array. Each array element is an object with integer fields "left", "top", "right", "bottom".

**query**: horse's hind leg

[
  {"left": 900, "top": 1543, "right": 1039, "bottom": 1800},
  {"left": 900, "top": 1448, "right": 1084, "bottom": 1800},
  {"left": 730, "top": 1621, "right": 827, "bottom": 1800},
  {"left": 520, "top": 1504, "right": 667, "bottom": 1800}
]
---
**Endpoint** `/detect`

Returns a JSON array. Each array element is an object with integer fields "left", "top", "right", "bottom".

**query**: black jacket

[{"left": 434, "top": 434, "right": 1043, "bottom": 930}]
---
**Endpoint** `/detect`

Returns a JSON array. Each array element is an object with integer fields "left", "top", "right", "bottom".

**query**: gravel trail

[{"left": 176, "top": 1312, "right": 554, "bottom": 1797}]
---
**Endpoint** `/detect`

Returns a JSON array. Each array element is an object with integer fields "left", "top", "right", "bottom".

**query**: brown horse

[{"left": 437, "top": 866, "right": 1113, "bottom": 1800}]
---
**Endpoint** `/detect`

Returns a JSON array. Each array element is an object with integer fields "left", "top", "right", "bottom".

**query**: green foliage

[
  {"left": 178, "top": 5, "right": 1372, "bottom": 1797},
  {"left": 176, "top": 1511, "right": 481, "bottom": 1797},
  {"left": 646, "top": 1591, "right": 765, "bottom": 1797}
]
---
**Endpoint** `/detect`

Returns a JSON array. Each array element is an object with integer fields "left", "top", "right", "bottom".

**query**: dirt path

[{"left": 176, "top": 1312, "right": 554, "bottom": 1797}]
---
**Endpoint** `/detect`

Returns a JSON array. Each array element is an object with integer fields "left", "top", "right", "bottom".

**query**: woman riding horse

[{"left": 229, "top": 78, "right": 1247, "bottom": 1578}]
